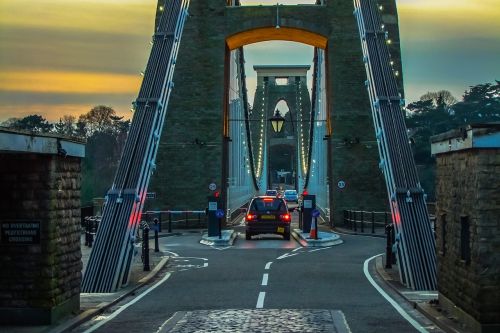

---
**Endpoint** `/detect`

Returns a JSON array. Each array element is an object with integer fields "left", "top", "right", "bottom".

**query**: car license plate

[
  {"left": 277, "top": 227, "right": 284, "bottom": 233},
  {"left": 261, "top": 215, "right": 275, "bottom": 220}
]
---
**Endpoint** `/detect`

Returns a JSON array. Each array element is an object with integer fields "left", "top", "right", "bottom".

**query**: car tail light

[
  {"left": 280, "top": 214, "right": 291, "bottom": 223},
  {"left": 263, "top": 198, "right": 273, "bottom": 202},
  {"left": 246, "top": 214, "right": 257, "bottom": 221}
]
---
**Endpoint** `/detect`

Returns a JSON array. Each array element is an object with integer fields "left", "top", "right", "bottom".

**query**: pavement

[{"left": 4, "top": 222, "right": 469, "bottom": 333}]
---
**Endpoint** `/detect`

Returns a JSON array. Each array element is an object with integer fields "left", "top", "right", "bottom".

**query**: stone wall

[
  {"left": 0, "top": 153, "right": 82, "bottom": 324},
  {"left": 435, "top": 149, "right": 500, "bottom": 332}
]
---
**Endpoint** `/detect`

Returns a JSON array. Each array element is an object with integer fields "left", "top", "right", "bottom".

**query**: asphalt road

[{"left": 74, "top": 229, "right": 432, "bottom": 333}]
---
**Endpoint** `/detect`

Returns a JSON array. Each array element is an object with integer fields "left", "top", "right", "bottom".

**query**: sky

[{"left": 0, "top": 0, "right": 498, "bottom": 122}]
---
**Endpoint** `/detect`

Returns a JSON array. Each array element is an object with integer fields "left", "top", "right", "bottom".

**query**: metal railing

[
  {"left": 343, "top": 210, "right": 391, "bottom": 234},
  {"left": 143, "top": 210, "right": 207, "bottom": 232}
]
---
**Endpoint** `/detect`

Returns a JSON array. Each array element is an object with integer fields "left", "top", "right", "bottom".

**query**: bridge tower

[
  {"left": 148, "top": 0, "right": 403, "bottom": 224},
  {"left": 251, "top": 65, "right": 311, "bottom": 189}
]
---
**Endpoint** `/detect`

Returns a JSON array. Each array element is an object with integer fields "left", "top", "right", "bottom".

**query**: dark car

[{"left": 245, "top": 196, "right": 291, "bottom": 240}]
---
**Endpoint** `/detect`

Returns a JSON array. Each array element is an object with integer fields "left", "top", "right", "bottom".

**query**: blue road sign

[
  {"left": 312, "top": 209, "right": 320, "bottom": 218},
  {"left": 215, "top": 209, "right": 225, "bottom": 218}
]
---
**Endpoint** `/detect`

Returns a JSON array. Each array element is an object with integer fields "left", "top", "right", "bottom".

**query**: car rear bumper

[{"left": 246, "top": 222, "right": 290, "bottom": 234}]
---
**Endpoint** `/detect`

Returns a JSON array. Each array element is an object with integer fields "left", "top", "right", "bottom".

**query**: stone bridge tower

[
  {"left": 148, "top": 0, "right": 403, "bottom": 223},
  {"left": 251, "top": 65, "right": 311, "bottom": 188}
]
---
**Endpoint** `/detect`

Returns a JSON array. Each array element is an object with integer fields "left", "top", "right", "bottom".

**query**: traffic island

[
  {"left": 292, "top": 229, "right": 343, "bottom": 247},
  {"left": 200, "top": 230, "right": 237, "bottom": 246}
]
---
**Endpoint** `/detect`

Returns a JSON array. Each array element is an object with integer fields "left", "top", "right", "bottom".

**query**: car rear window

[
  {"left": 250, "top": 198, "right": 286, "bottom": 212},
  {"left": 284, "top": 190, "right": 297, "bottom": 195},
  {"left": 265, "top": 190, "right": 277, "bottom": 195}
]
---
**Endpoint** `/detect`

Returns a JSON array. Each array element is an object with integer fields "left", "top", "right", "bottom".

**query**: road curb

[
  {"left": 373, "top": 256, "right": 465, "bottom": 333},
  {"left": 53, "top": 256, "right": 170, "bottom": 333},
  {"left": 200, "top": 230, "right": 237, "bottom": 246},
  {"left": 292, "top": 229, "right": 343, "bottom": 247}
]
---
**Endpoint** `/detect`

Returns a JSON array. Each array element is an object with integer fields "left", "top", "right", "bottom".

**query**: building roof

[
  {"left": 0, "top": 127, "right": 86, "bottom": 157},
  {"left": 430, "top": 123, "right": 500, "bottom": 155}
]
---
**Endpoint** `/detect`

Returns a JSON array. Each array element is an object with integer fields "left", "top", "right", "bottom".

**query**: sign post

[
  {"left": 301, "top": 194, "right": 316, "bottom": 233},
  {"left": 207, "top": 195, "right": 219, "bottom": 237},
  {"left": 215, "top": 209, "right": 224, "bottom": 239}
]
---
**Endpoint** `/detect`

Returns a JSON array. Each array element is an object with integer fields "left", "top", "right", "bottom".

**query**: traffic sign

[
  {"left": 208, "top": 183, "right": 217, "bottom": 191},
  {"left": 337, "top": 180, "right": 346, "bottom": 189},
  {"left": 215, "top": 209, "right": 224, "bottom": 218},
  {"left": 312, "top": 209, "right": 320, "bottom": 218}
]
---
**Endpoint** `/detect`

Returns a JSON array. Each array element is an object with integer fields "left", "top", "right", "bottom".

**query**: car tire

[
  {"left": 245, "top": 232, "right": 252, "bottom": 240},
  {"left": 284, "top": 232, "right": 291, "bottom": 241}
]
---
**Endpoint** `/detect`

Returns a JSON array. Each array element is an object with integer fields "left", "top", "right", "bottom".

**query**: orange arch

[{"left": 226, "top": 27, "right": 328, "bottom": 50}]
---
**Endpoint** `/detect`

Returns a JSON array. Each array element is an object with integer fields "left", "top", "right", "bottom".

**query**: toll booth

[
  {"left": 301, "top": 194, "right": 316, "bottom": 233},
  {"left": 207, "top": 195, "right": 220, "bottom": 237}
]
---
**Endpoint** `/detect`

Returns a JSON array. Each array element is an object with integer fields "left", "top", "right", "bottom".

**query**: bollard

[
  {"left": 385, "top": 223, "right": 393, "bottom": 268},
  {"left": 142, "top": 224, "right": 150, "bottom": 271},
  {"left": 158, "top": 213, "right": 162, "bottom": 232},
  {"left": 88, "top": 218, "right": 95, "bottom": 248},
  {"left": 168, "top": 212, "right": 172, "bottom": 233},
  {"left": 154, "top": 219, "right": 159, "bottom": 252},
  {"left": 84, "top": 217, "right": 90, "bottom": 246},
  {"left": 314, "top": 217, "right": 318, "bottom": 240}
]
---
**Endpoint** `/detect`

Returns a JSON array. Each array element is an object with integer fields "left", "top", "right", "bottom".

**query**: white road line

[
  {"left": 276, "top": 252, "right": 298, "bottom": 260},
  {"left": 203, "top": 263, "right": 208, "bottom": 267},
  {"left": 309, "top": 247, "right": 332, "bottom": 253},
  {"left": 292, "top": 247, "right": 302, "bottom": 252},
  {"left": 363, "top": 254, "right": 429, "bottom": 333},
  {"left": 164, "top": 251, "right": 179, "bottom": 257},
  {"left": 256, "top": 292, "right": 266, "bottom": 308},
  {"left": 261, "top": 273, "right": 269, "bottom": 286},
  {"left": 82, "top": 272, "right": 172, "bottom": 333},
  {"left": 264, "top": 262, "right": 272, "bottom": 270}
]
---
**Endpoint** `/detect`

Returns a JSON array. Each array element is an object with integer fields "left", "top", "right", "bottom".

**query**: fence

[
  {"left": 143, "top": 210, "right": 207, "bottom": 232},
  {"left": 343, "top": 210, "right": 391, "bottom": 235}
]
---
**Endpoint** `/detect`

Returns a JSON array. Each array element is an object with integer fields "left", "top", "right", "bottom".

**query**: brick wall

[
  {"left": 0, "top": 153, "right": 82, "bottom": 324},
  {"left": 435, "top": 149, "right": 500, "bottom": 329}
]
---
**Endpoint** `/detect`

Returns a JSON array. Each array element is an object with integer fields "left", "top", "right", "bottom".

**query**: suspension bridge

[{"left": 82, "top": 0, "right": 436, "bottom": 293}]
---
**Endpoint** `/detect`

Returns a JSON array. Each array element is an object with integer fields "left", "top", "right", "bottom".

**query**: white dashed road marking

[
  {"left": 264, "top": 262, "right": 272, "bottom": 270},
  {"left": 261, "top": 273, "right": 269, "bottom": 286},
  {"left": 256, "top": 292, "right": 266, "bottom": 308}
]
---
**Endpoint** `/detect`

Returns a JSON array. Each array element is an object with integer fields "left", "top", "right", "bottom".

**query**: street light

[{"left": 269, "top": 109, "right": 285, "bottom": 133}]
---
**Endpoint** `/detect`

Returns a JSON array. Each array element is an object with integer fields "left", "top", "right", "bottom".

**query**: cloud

[
  {"left": 0, "top": 0, "right": 157, "bottom": 36},
  {"left": 0, "top": 70, "right": 141, "bottom": 94}
]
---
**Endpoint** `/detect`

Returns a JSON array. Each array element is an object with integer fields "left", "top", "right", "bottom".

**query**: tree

[
  {"left": 79, "top": 105, "right": 131, "bottom": 204},
  {"left": 53, "top": 115, "right": 77, "bottom": 137},
  {"left": 404, "top": 81, "right": 500, "bottom": 201},
  {"left": 78, "top": 105, "right": 116, "bottom": 137},
  {"left": 420, "top": 90, "right": 457, "bottom": 106},
  {"left": 7, "top": 114, "right": 53, "bottom": 133}
]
